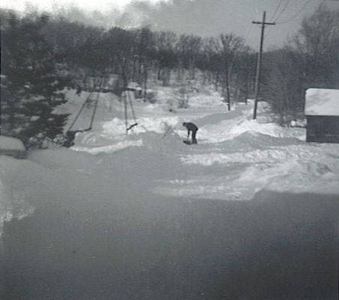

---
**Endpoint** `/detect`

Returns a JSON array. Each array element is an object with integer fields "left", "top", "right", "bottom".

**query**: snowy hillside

[{"left": 1, "top": 86, "right": 339, "bottom": 236}]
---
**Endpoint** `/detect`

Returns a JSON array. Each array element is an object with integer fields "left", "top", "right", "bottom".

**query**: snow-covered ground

[
  {"left": 1, "top": 86, "right": 339, "bottom": 235},
  {"left": 1, "top": 86, "right": 338, "bottom": 299}
]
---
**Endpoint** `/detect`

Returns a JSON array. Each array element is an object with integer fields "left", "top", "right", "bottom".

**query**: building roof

[
  {"left": 305, "top": 88, "right": 339, "bottom": 116},
  {"left": 127, "top": 82, "right": 142, "bottom": 90}
]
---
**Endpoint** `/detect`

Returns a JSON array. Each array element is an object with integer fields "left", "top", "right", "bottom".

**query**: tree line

[
  {"left": 1, "top": 4, "right": 338, "bottom": 147},
  {"left": 261, "top": 5, "right": 339, "bottom": 124}
]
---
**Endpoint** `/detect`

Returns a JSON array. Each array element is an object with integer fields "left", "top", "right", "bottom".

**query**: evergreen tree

[{"left": 1, "top": 12, "right": 70, "bottom": 147}]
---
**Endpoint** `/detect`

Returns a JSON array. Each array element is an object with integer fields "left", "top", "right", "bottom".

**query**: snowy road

[{"left": 2, "top": 187, "right": 338, "bottom": 299}]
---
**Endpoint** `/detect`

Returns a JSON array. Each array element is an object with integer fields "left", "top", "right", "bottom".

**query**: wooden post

[
  {"left": 252, "top": 11, "right": 275, "bottom": 119},
  {"left": 124, "top": 92, "right": 128, "bottom": 134}
]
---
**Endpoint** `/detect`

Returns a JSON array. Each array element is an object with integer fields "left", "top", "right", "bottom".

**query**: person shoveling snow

[{"left": 182, "top": 122, "right": 199, "bottom": 144}]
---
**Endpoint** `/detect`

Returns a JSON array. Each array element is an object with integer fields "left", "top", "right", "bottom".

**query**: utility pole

[{"left": 252, "top": 11, "right": 275, "bottom": 119}]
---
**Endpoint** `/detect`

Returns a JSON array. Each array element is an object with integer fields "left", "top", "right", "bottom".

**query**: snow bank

[
  {"left": 72, "top": 139, "right": 143, "bottom": 155},
  {"left": 0, "top": 136, "right": 26, "bottom": 151},
  {"left": 198, "top": 117, "right": 298, "bottom": 145},
  {"left": 139, "top": 131, "right": 186, "bottom": 154},
  {"left": 1, "top": 143, "right": 172, "bottom": 237},
  {"left": 229, "top": 120, "right": 283, "bottom": 138},
  {"left": 103, "top": 116, "right": 181, "bottom": 136},
  {"left": 72, "top": 128, "right": 186, "bottom": 156},
  {"left": 181, "top": 143, "right": 312, "bottom": 166},
  {"left": 70, "top": 115, "right": 183, "bottom": 154},
  {"left": 0, "top": 156, "right": 39, "bottom": 237},
  {"left": 238, "top": 158, "right": 339, "bottom": 196}
]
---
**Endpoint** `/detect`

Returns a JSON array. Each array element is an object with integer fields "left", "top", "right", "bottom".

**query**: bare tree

[
  {"left": 219, "top": 33, "right": 244, "bottom": 111},
  {"left": 261, "top": 48, "right": 304, "bottom": 124},
  {"left": 260, "top": 4, "right": 339, "bottom": 125},
  {"left": 154, "top": 31, "right": 178, "bottom": 86},
  {"left": 201, "top": 37, "right": 222, "bottom": 89},
  {"left": 176, "top": 34, "right": 202, "bottom": 81},
  {"left": 103, "top": 27, "right": 134, "bottom": 90},
  {"left": 133, "top": 26, "right": 155, "bottom": 94},
  {"left": 293, "top": 4, "right": 339, "bottom": 88}
]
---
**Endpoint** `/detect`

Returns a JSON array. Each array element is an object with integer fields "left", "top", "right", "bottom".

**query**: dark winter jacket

[{"left": 183, "top": 122, "right": 198, "bottom": 133}]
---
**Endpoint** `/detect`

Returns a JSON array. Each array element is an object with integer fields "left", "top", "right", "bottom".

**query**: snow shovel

[{"left": 183, "top": 138, "right": 192, "bottom": 145}]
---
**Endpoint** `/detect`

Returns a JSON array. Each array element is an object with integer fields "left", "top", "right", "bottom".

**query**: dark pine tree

[{"left": 1, "top": 12, "right": 70, "bottom": 148}]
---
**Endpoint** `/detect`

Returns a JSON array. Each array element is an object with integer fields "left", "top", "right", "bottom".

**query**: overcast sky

[
  {"left": 1, "top": 0, "right": 338, "bottom": 50},
  {"left": 0, "top": 0, "right": 144, "bottom": 10}
]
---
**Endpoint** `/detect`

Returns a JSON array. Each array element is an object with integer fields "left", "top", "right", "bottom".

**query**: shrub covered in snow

[{"left": 0, "top": 136, "right": 26, "bottom": 158}]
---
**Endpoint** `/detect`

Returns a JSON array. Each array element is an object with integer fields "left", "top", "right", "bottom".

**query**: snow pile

[
  {"left": 181, "top": 118, "right": 308, "bottom": 167},
  {"left": 0, "top": 166, "right": 14, "bottom": 234},
  {"left": 238, "top": 157, "right": 339, "bottom": 196},
  {"left": 72, "top": 128, "right": 186, "bottom": 156},
  {"left": 195, "top": 108, "right": 252, "bottom": 143},
  {"left": 181, "top": 143, "right": 312, "bottom": 166},
  {"left": 102, "top": 118, "right": 132, "bottom": 135},
  {"left": 139, "top": 131, "right": 186, "bottom": 154},
  {"left": 70, "top": 115, "right": 183, "bottom": 154},
  {"left": 197, "top": 119, "right": 286, "bottom": 144},
  {"left": 72, "top": 139, "right": 144, "bottom": 155},
  {"left": 0, "top": 136, "right": 26, "bottom": 150},
  {"left": 103, "top": 116, "right": 181, "bottom": 135},
  {"left": 164, "top": 142, "right": 339, "bottom": 200},
  {"left": 229, "top": 119, "right": 284, "bottom": 138}
]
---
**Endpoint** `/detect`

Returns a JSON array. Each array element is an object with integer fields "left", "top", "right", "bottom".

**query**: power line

[
  {"left": 264, "top": 0, "right": 291, "bottom": 39},
  {"left": 261, "top": 0, "right": 336, "bottom": 47},
  {"left": 243, "top": 22, "right": 256, "bottom": 42},
  {"left": 273, "top": 0, "right": 291, "bottom": 22},
  {"left": 262, "top": 0, "right": 284, "bottom": 41},
  {"left": 270, "top": 0, "right": 284, "bottom": 21},
  {"left": 265, "top": 0, "right": 312, "bottom": 40},
  {"left": 276, "top": 0, "right": 313, "bottom": 24}
]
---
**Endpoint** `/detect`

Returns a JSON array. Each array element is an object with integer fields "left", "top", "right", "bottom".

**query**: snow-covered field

[
  {"left": 1, "top": 86, "right": 339, "bottom": 234},
  {"left": 64, "top": 87, "right": 339, "bottom": 199},
  {"left": 1, "top": 86, "right": 338, "bottom": 299}
]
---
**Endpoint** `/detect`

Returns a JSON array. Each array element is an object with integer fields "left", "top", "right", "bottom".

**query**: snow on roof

[
  {"left": 127, "top": 82, "right": 141, "bottom": 90},
  {"left": 0, "top": 136, "right": 26, "bottom": 151},
  {"left": 305, "top": 88, "right": 339, "bottom": 116}
]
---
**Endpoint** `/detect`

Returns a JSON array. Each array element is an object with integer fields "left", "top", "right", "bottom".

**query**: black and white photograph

[{"left": 0, "top": 0, "right": 338, "bottom": 299}]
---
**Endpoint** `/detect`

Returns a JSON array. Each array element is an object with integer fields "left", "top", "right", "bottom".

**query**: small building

[
  {"left": 304, "top": 88, "right": 339, "bottom": 143},
  {"left": 127, "top": 82, "right": 143, "bottom": 98}
]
